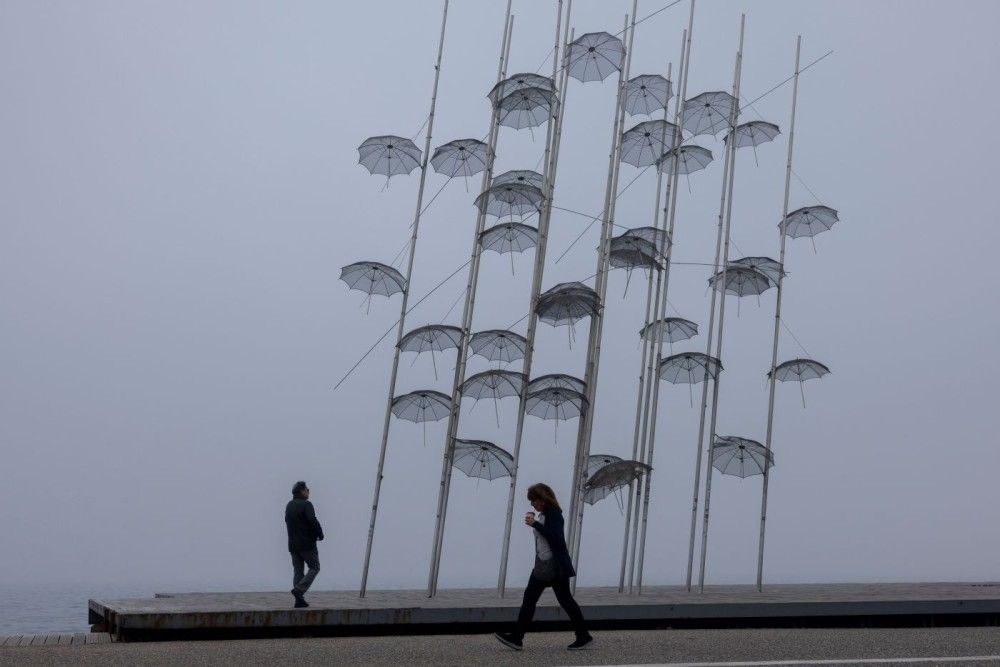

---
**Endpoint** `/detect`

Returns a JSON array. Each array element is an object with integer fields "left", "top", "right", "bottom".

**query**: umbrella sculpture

[
  {"left": 725, "top": 120, "right": 781, "bottom": 166},
  {"left": 779, "top": 205, "right": 840, "bottom": 252},
  {"left": 459, "top": 369, "right": 526, "bottom": 426},
  {"left": 340, "top": 261, "right": 407, "bottom": 313},
  {"left": 731, "top": 256, "right": 784, "bottom": 286},
  {"left": 497, "top": 86, "right": 557, "bottom": 132},
  {"left": 525, "top": 386, "right": 589, "bottom": 442},
  {"left": 492, "top": 169, "right": 545, "bottom": 190},
  {"left": 535, "top": 282, "right": 601, "bottom": 347},
  {"left": 475, "top": 182, "right": 545, "bottom": 219},
  {"left": 527, "top": 373, "right": 587, "bottom": 395},
  {"left": 620, "top": 120, "right": 681, "bottom": 168},
  {"left": 488, "top": 73, "right": 555, "bottom": 107},
  {"left": 658, "top": 144, "right": 714, "bottom": 192},
  {"left": 711, "top": 436, "right": 775, "bottom": 478},
  {"left": 479, "top": 222, "right": 538, "bottom": 275},
  {"left": 584, "top": 460, "right": 652, "bottom": 507},
  {"left": 391, "top": 389, "right": 452, "bottom": 446},
  {"left": 639, "top": 317, "right": 698, "bottom": 354},
  {"left": 682, "top": 91, "right": 738, "bottom": 136},
  {"left": 610, "top": 234, "right": 662, "bottom": 297},
  {"left": 398, "top": 324, "right": 463, "bottom": 380},
  {"left": 586, "top": 454, "right": 623, "bottom": 478},
  {"left": 452, "top": 439, "right": 514, "bottom": 481},
  {"left": 622, "top": 226, "right": 669, "bottom": 251},
  {"left": 431, "top": 138, "right": 490, "bottom": 188},
  {"left": 660, "top": 351, "right": 724, "bottom": 406},
  {"left": 625, "top": 74, "right": 672, "bottom": 116},
  {"left": 468, "top": 329, "right": 528, "bottom": 365},
  {"left": 768, "top": 358, "right": 830, "bottom": 408},
  {"left": 566, "top": 32, "right": 626, "bottom": 83},
  {"left": 357, "top": 135, "right": 422, "bottom": 187},
  {"left": 708, "top": 265, "right": 773, "bottom": 316}
]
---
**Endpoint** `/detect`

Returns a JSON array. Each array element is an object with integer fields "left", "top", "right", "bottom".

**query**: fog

[{"left": 0, "top": 0, "right": 997, "bottom": 596}]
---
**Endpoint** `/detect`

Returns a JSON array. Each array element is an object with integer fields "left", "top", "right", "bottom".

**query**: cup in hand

[{"left": 524, "top": 511, "right": 536, "bottom": 523}]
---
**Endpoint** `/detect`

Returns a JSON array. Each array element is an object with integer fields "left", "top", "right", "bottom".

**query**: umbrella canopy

[
  {"left": 625, "top": 74, "right": 672, "bottom": 116},
  {"left": 712, "top": 436, "right": 774, "bottom": 478},
  {"left": 609, "top": 235, "right": 663, "bottom": 272},
  {"left": 535, "top": 282, "right": 601, "bottom": 328},
  {"left": 452, "top": 439, "right": 514, "bottom": 481},
  {"left": 682, "top": 91, "right": 737, "bottom": 136},
  {"left": 620, "top": 120, "right": 681, "bottom": 168},
  {"left": 527, "top": 373, "right": 586, "bottom": 394},
  {"left": 780, "top": 205, "right": 839, "bottom": 239},
  {"left": 492, "top": 169, "right": 545, "bottom": 190},
  {"left": 584, "top": 459, "right": 651, "bottom": 505},
  {"left": 488, "top": 73, "right": 555, "bottom": 107},
  {"left": 399, "top": 324, "right": 463, "bottom": 354},
  {"left": 770, "top": 358, "right": 830, "bottom": 382},
  {"left": 622, "top": 226, "right": 668, "bottom": 252},
  {"left": 468, "top": 329, "right": 528, "bottom": 364},
  {"left": 639, "top": 317, "right": 699, "bottom": 345},
  {"left": 430, "top": 139, "right": 490, "bottom": 178},
  {"left": 340, "top": 261, "right": 406, "bottom": 297},
  {"left": 459, "top": 369, "right": 525, "bottom": 401},
  {"left": 497, "top": 86, "right": 557, "bottom": 130},
  {"left": 475, "top": 182, "right": 545, "bottom": 219},
  {"left": 769, "top": 358, "right": 830, "bottom": 408},
  {"left": 357, "top": 135, "right": 422, "bottom": 177},
  {"left": 525, "top": 387, "right": 588, "bottom": 421},
  {"left": 586, "top": 454, "right": 623, "bottom": 478},
  {"left": 480, "top": 222, "right": 538, "bottom": 255},
  {"left": 708, "top": 266, "right": 772, "bottom": 297},
  {"left": 658, "top": 144, "right": 714, "bottom": 175},
  {"left": 566, "top": 32, "right": 626, "bottom": 83},
  {"left": 730, "top": 256, "right": 784, "bottom": 285},
  {"left": 659, "top": 352, "right": 723, "bottom": 384},
  {"left": 391, "top": 390, "right": 452, "bottom": 423},
  {"left": 726, "top": 120, "right": 780, "bottom": 148}
]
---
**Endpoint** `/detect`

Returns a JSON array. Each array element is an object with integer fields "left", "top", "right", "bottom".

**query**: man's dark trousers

[{"left": 291, "top": 549, "right": 320, "bottom": 593}]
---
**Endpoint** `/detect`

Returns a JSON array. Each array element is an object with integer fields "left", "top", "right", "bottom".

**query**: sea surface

[{"left": 0, "top": 583, "right": 155, "bottom": 635}]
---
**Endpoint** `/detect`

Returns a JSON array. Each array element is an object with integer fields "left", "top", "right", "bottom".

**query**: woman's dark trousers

[{"left": 513, "top": 575, "right": 588, "bottom": 639}]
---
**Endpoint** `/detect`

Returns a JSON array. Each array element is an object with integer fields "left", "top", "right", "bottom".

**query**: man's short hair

[{"left": 292, "top": 481, "right": 308, "bottom": 497}]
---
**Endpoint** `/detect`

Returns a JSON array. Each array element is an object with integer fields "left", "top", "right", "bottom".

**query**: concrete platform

[{"left": 89, "top": 582, "right": 1000, "bottom": 641}]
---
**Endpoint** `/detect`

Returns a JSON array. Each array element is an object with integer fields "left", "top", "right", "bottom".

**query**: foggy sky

[{"left": 1, "top": 0, "right": 998, "bottom": 596}]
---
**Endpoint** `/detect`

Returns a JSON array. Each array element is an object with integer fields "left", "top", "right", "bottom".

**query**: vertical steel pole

[
  {"left": 617, "top": 59, "right": 673, "bottom": 594},
  {"left": 360, "top": 0, "right": 451, "bottom": 598},
  {"left": 425, "top": 6, "right": 515, "bottom": 597},
  {"left": 697, "top": 14, "right": 746, "bottom": 592},
  {"left": 497, "top": 1, "right": 573, "bottom": 597},
  {"left": 756, "top": 35, "right": 802, "bottom": 592},
  {"left": 568, "top": 4, "right": 638, "bottom": 576},
  {"left": 630, "top": 0, "right": 696, "bottom": 594}
]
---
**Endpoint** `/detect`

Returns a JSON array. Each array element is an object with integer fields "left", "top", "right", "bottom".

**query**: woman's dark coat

[{"left": 531, "top": 507, "right": 576, "bottom": 579}]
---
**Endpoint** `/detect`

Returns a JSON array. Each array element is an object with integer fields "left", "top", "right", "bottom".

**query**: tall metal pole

[
  {"left": 629, "top": 0, "right": 696, "bottom": 594},
  {"left": 617, "top": 59, "right": 673, "bottom": 594},
  {"left": 497, "top": 1, "right": 573, "bottom": 597},
  {"left": 425, "top": 7, "right": 515, "bottom": 598},
  {"left": 697, "top": 14, "right": 746, "bottom": 592},
  {"left": 756, "top": 35, "right": 802, "bottom": 592},
  {"left": 683, "top": 21, "right": 741, "bottom": 596},
  {"left": 568, "top": 4, "right": 638, "bottom": 574},
  {"left": 359, "top": 0, "right": 451, "bottom": 598}
]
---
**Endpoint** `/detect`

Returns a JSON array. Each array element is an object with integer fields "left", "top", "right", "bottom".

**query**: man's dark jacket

[
  {"left": 285, "top": 497, "right": 324, "bottom": 553},
  {"left": 531, "top": 507, "right": 576, "bottom": 578}
]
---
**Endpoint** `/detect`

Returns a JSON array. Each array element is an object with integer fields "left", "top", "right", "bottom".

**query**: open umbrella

[
  {"left": 340, "top": 261, "right": 406, "bottom": 313},
  {"left": 566, "top": 32, "right": 625, "bottom": 83},
  {"left": 391, "top": 390, "right": 452, "bottom": 446},
  {"left": 625, "top": 74, "right": 672, "bottom": 116},
  {"left": 452, "top": 439, "right": 514, "bottom": 481},
  {"left": 768, "top": 358, "right": 830, "bottom": 408},
  {"left": 711, "top": 436, "right": 774, "bottom": 478},
  {"left": 469, "top": 329, "right": 528, "bottom": 365},
  {"left": 398, "top": 324, "right": 462, "bottom": 379}
]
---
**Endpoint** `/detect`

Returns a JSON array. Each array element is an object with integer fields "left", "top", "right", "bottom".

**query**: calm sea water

[{"left": 0, "top": 584, "right": 156, "bottom": 635}]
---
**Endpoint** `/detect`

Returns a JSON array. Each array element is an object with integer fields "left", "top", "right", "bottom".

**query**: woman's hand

[{"left": 524, "top": 511, "right": 536, "bottom": 526}]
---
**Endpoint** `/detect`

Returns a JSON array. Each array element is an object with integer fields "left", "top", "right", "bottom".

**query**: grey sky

[{"left": 0, "top": 0, "right": 997, "bottom": 595}]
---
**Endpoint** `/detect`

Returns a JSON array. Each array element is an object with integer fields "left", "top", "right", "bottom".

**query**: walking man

[{"left": 285, "top": 480, "right": 323, "bottom": 608}]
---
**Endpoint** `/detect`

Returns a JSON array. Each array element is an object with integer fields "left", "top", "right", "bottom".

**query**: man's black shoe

[
  {"left": 567, "top": 634, "right": 594, "bottom": 650},
  {"left": 494, "top": 632, "right": 523, "bottom": 650},
  {"left": 291, "top": 589, "right": 309, "bottom": 608}
]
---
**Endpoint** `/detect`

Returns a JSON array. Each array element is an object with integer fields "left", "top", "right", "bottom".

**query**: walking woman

[{"left": 495, "top": 483, "right": 593, "bottom": 651}]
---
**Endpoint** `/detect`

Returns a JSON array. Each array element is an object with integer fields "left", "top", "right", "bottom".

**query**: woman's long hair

[{"left": 527, "top": 483, "right": 561, "bottom": 511}]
